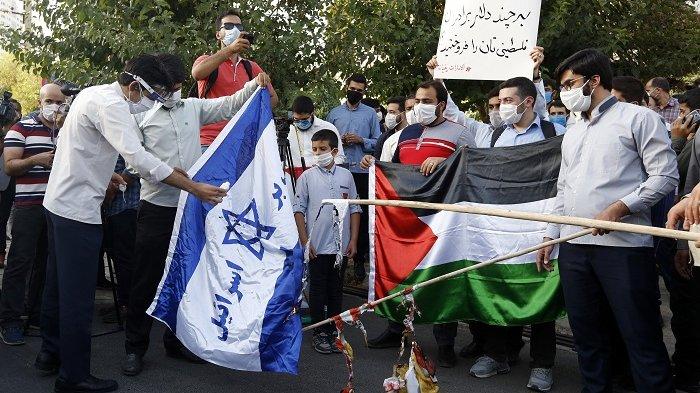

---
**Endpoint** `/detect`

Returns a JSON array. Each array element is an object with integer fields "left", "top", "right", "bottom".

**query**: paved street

[{"left": 0, "top": 292, "right": 593, "bottom": 393}]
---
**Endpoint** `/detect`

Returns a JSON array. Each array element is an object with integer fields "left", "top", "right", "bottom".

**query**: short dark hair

[
  {"left": 118, "top": 54, "right": 174, "bottom": 91},
  {"left": 679, "top": 88, "right": 700, "bottom": 111},
  {"left": 612, "top": 76, "right": 645, "bottom": 104},
  {"left": 405, "top": 94, "right": 415, "bottom": 100},
  {"left": 649, "top": 77, "right": 671, "bottom": 93},
  {"left": 291, "top": 95, "right": 314, "bottom": 114},
  {"left": 9, "top": 98, "right": 21, "bottom": 112},
  {"left": 346, "top": 73, "right": 367, "bottom": 89},
  {"left": 311, "top": 129, "right": 339, "bottom": 149},
  {"left": 217, "top": 9, "right": 242, "bottom": 30},
  {"left": 416, "top": 80, "right": 448, "bottom": 104},
  {"left": 548, "top": 100, "right": 569, "bottom": 113},
  {"left": 154, "top": 53, "right": 186, "bottom": 85},
  {"left": 387, "top": 96, "right": 405, "bottom": 112},
  {"left": 487, "top": 85, "right": 501, "bottom": 100},
  {"left": 554, "top": 48, "right": 613, "bottom": 90},
  {"left": 499, "top": 77, "right": 537, "bottom": 102}
]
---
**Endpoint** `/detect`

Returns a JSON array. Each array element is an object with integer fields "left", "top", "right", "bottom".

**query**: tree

[{"left": 0, "top": 51, "right": 42, "bottom": 114}]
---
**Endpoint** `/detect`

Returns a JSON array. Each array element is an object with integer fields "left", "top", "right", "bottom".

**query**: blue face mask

[
  {"left": 550, "top": 114, "right": 567, "bottom": 127},
  {"left": 295, "top": 117, "right": 313, "bottom": 131},
  {"left": 545, "top": 91, "right": 553, "bottom": 104}
]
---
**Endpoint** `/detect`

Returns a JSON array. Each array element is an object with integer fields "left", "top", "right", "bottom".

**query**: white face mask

[
  {"left": 413, "top": 103, "right": 438, "bottom": 126},
  {"left": 376, "top": 111, "right": 383, "bottom": 121},
  {"left": 223, "top": 27, "right": 241, "bottom": 46},
  {"left": 489, "top": 110, "right": 504, "bottom": 128},
  {"left": 41, "top": 103, "right": 60, "bottom": 122},
  {"left": 162, "top": 90, "right": 182, "bottom": 109},
  {"left": 560, "top": 80, "right": 594, "bottom": 113},
  {"left": 385, "top": 113, "right": 400, "bottom": 130},
  {"left": 124, "top": 84, "right": 155, "bottom": 114},
  {"left": 314, "top": 151, "right": 334, "bottom": 167},
  {"left": 405, "top": 109, "right": 417, "bottom": 125},
  {"left": 499, "top": 100, "right": 526, "bottom": 126}
]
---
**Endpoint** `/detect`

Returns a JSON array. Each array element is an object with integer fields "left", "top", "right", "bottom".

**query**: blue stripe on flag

[{"left": 149, "top": 89, "right": 272, "bottom": 330}]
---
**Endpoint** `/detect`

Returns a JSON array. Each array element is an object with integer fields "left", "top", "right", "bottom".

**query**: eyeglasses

[
  {"left": 559, "top": 76, "right": 587, "bottom": 92},
  {"left": 221, "top": 22, "right": 243, "bottom": 31},
  {"left": 123, "top": 72, "right": 171, "bottom": 103}
]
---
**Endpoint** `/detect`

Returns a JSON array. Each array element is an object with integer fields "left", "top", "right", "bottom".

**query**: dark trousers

[
  {"left": 41, "top": 210, "right": 103, "bottom": 384},
  {"left": 309, "top": 254, "right": 346, "bottom": 335},
  {"left": 387, "top": 319, "right": 458, "bottom": 346},
  {"left": 125, "top": 201, "right": 178, "bottom": 356},
  {"left": 104, "top": 209, "right": 137, "bottom": 306},
  {"left": 0, "top": 204, "right": 47, "bottom": 327},
  {"left": 351, "top": 173, "right": 369, "bottom": 270},
  {"left": 0, "top": 179, "right": 14, "bottom": 255},
  {"left": 670, "top": 265, "right": 700, "bottom": 381},
  {"left": 482, "top": 322, "right": 556, "bottom": 368},
  {"left": 558, "top": 243, "right": 673, "bottom": 393}
]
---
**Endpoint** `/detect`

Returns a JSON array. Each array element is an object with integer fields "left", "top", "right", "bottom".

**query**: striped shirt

[
  {"left": 4, "top": 114, "right": 57, "bottom": 206},
  {"left": 391, "top": 120, "right": 475, "bottom": 164}
]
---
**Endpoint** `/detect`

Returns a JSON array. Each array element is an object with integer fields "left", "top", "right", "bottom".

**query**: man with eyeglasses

[
  {"left": 327, "top": 73, "right": 382, "bottom": 283},
  {"left": 38, "top": 54, "right": 227, "bottom": 393},
  {"left": 0, "top": 83, "right": 66, "bottom": 347},
  {"left": 191, "top": 8, "right": 278, "bottom": 151},
  {"left": 537, "top": 48, "right": 677, "bottom": 392}
]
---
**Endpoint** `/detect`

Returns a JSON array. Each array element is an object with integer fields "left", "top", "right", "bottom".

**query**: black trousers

[
  {"left": 558, "top": 243, "right": 673, "bottom": 393},
  {"left": 670, "top": 264, "right": 700, "bottom": 381},
  {"left": 125, "top": 201, "right": 178, "bottom": 356},
  {"left": 351, "top": 173, "right": 369, "bottom": 263},
  {"left": 481, "top": 322, "right": 556, "bottom": 368},
  {"left": 104, "top": 209, "right": 137, "bottom": 306},
  {"left": 41, "top": 210, "right": 102, "bottom": 384},
  {"left": 309, "top": 254, "right": 346, "bottom": 335},
  {"left": 0, "top": 179, "right": 14, "bottom": 255},
  {"left": 387, "top": 319, "right": 458, "bottom": 347},
  {"left": 0, "top": 204, "right": 47, "bottom": 327}
]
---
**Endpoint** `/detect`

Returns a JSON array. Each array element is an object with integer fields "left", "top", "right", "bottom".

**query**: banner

[
  {"left": 434, "top": 0, "right": 543, "bottom": 81},
  {"left": 369, "top": 137, "right": 565, "bottom": 325},
  {"left": 148, "top": 89, "right": 303, "bottom": 374}
]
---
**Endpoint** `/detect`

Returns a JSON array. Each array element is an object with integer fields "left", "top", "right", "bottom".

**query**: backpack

[
  {"left": 187, "top": 59, "right": 255, "bottom": 99},
  {"left": 490, "top": 119, "right": 557, "bottom": 147}
]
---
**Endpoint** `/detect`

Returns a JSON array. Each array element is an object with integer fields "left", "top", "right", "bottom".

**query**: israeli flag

[{"left": 148, "top": 88, "right": 303, "bottom": 374}]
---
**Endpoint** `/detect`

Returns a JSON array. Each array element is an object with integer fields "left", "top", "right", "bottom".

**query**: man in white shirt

[
  {"left": 39, "top": 54, "right": 227, "bottom": 393},
  {"left": 122, "top": 54, "right": 270, "bottom": 376},
  {"left": 287, "top": 95, "right": 345, "bottom": 181}
]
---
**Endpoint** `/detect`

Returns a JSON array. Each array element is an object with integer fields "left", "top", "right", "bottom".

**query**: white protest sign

[{"left": 434, "top": 0, "right": 542, "bottom": 81}]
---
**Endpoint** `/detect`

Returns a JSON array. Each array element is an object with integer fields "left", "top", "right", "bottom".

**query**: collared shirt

[
  {"left": 479, "top": 116, "right": 566, "bottom": 148},
  {"left": 105, "top": 156, "right": 140, "bottom": 217},
  {"left": 293, "top": 165, "right": 362, "bottom": 254},
  {"left": 4, "top": 113, "right": 58, "bottom": 206},
  {"left": 392, "top": 120, "right": 475, "bottom": 164},
  {"left": 546, "top": 96, "right": 679, "bottom": 247},
  {"left": 133, "top": 80, "right": 258, "bottom": 207},
  {"left": 326, "top": 102, "right": 382, "bottom": 173},
  {"left": 287, "top": 117, "right": 346, "bottom": 179},
  {"left": 655, "top": 97, "right": 680, "bottom": 125},
  {"left": 44, "top": 82, "right": 174, "bottom": 225},
  {"left": 193, "top": 55, "right": 277, "bottom": 145}
]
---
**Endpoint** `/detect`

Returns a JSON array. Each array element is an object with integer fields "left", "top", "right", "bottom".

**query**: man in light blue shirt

[{"left": 326, "top": 73, "right": 381, "bottom": 283}]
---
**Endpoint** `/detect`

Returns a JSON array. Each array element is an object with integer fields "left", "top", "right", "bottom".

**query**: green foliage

[
  {"left": 0, "top": 52, "right": 42, "bottom": 114},
  {"left": 1, "top": 0, "right": 699, "bottom": 119}
]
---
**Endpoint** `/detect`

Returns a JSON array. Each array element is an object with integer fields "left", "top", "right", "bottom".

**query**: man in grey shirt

[{"left": 537, "top": 49, "right": 677, "bottom": 393}]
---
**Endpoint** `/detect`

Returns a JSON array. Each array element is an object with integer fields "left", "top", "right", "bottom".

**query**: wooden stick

[
  {"left": 302, "top": 228, "right": 594, "bottom": 332},
  {"left": 322, "top": 199, "right": 699, "bottom": 242}
]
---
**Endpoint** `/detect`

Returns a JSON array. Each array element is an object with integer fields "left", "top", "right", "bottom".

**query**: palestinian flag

[{"left": 369, "top": 136, "right": 565, "bottom": 326}]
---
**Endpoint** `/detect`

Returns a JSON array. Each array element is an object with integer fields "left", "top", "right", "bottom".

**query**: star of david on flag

[{"left": 147, "top": 88, "right": 303, "bottom": 374}]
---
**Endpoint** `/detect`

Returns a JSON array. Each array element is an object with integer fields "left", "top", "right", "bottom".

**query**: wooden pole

[
  {"left": 302, "top": 228, "right": 593, "bottom": 332},
  {"left": 322, "top": 199, "right": 699, "bottom": 242}
]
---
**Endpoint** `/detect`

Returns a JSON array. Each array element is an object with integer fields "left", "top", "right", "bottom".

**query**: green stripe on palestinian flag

[{"left": 369, "top": 136, "right": 566, "bottom": 326}]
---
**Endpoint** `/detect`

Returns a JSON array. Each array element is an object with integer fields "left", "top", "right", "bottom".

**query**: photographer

[
  {"left": 39, "top": 53, "right": 227, "bottom": 393},
  {"left": 0, "top": 95, "right": 21, "bottom": 268},
  {"left": 0, "top": 84, "right": 65, "bottom": 347},
  {"left": 191, "top": 8, "right": 278, "bottom": 150},
  {"left": 287, "top": 95, "right": 345, "bottom": 180}
]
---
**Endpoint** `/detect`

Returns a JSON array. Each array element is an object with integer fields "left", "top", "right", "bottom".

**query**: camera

[
  {"left": 0, "top": 91, "right": 18, "bottom": 127},
  {"left": 687, "top": 110, "right": 700, "bottom": 129},
  {"left": 241, "top": 32, "right": 256, "bottom": 45},
  {"left": 274, "top": 116, "right": 292, "bottom": 140}
]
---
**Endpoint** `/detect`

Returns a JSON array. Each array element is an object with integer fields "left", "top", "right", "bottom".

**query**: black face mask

[{"left": 346, "top": 90, "right": 363, "bottom": 105}]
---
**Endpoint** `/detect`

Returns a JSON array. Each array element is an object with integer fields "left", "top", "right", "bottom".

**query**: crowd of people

[{"left": 0, "top": 6, "right": 699, "bottom": 393}]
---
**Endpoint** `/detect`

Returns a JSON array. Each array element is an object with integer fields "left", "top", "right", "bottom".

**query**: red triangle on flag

[{"left": 373, "top": 167, "right": 437, "bottom": 299}]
